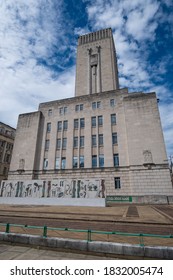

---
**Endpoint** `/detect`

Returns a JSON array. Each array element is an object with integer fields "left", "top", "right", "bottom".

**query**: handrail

[{"left": 0, "top": 222, "right": 172, "bottom": 247}]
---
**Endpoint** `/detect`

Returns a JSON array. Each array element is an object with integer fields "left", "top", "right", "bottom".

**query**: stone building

[
  {"left": 0, "top": 122, "right": 15, "bottom": 182},
  {"left": 1, "top": 28, "right": 173, "bottom": 205}
]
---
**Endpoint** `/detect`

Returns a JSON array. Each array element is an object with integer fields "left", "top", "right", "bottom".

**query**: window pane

[
  {"left": 80, "top": 104, "right": 83, "bottom": 111},
  {"left": 92, "top": 155, "right": 97, "bottom": 168},
  {"left": 99, "top": 134, "right": 103, "bottom": 146},
  {"left": 74, "top": 119, "right": 79, "bottom": 129},
  {"left": 63, "top": 120, "right": 68, "bottom": 130},
  {"left": 75, "top": 105, "right": 79, "bottom": 111},
  {"left": 56, "top": 139, "right": 61, "bottom": 150},
  {"left": 99, "top": 154, "right": 104, "bottom": 167},
  {"left": 98, "top": 116, "right": 103, "bottom": 126},
  {"left": 61, "top": 157, "right": 66, "bottom": 169},
  {"left": 80, "top": 118, "right": 85, "bottom": 128},
  {"left": 80, "top": 136, "right": 84, "bottom": 147},
  {"left": 80, "top": 156, "right": 84, "bottom": 168},
  {"left": 62, "top": 138, "right": 67, "bottom": 149},
  {"left": 74, "top": 137, "right": 78, "bottom": 148},
  {"left": 73, "top": 156, "right": 78, "bottom": 168},
  {"left": 112, "top": 132, "right": 117, "bottom": 144},
  {"left": 97, "top": 101, "right": 101, "bottom": 108},
  {"left": 111, "top": 114, "right": 116, "bottom": 125},
  {"left": 55, "top": 157, "right": 60, "bottom": 169},
  {"left": 92, "top": 102, "right": 96, "bottom": 109},
  {"left": 110, "top": 99, "right": 115, "bottom": 106},
  {"left": 43, "top": 158, "right": 48, "bottom": 170},
  {"left": 64, "top": 107, "right": 67, "bottom": 114},
  {"left": 92, "top": 135, "right": 97, "bottom": 146},
  {"left": 48, "top": 109, "right": 52, "bottom": 116},
  {"left": 114, "top": 177, "right": 121, "bottom": 189},
  {"left": 114, "top": 154, "right": 119, "bottom": 167},
  {"left": 57, "top": 121, "right": 62, "bottom": 131},
  {"left": 91, "top": 116, "right": 96, "bottom": 127},
  {"left": 59, "top": 107, "right": 63, "bottom": 115},
  {"left": 47, "top": 122, "right": 51, "bottom": 132}
]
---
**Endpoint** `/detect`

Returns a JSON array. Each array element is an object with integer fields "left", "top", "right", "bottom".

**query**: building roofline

[{"left": 0, "top": 121, "right": 16, "bottom": 131}]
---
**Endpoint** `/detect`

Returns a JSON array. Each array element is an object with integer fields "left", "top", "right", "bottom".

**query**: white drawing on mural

[{"left": 0, "top": 179, "right": 106, "bottom": 199}]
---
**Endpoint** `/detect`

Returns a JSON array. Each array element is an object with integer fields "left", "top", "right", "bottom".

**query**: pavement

[
  {"left": 0, "top": 203, "right": 173, "bottom": 259},
  {"left": 0, "top": 243, "right": 116, "bottom": 260}
]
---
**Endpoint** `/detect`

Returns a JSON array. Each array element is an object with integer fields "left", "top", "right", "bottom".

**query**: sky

[{"left": 0, "top": 0, "right": 173, "bottom": 158}]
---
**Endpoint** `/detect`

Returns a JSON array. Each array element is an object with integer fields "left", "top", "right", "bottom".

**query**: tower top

[
  {"left": 78, "top": 28, "right": 113, "bottom": 45},
  {"left": 75, "top": 28, "right": 119, "bottom": 97}
]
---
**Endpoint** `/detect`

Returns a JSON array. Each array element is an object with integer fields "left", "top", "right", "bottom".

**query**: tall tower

[{"left": 75, "top": 28, "right": 119, "bottom": 97}]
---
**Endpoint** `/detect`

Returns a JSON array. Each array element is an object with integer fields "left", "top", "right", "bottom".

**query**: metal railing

[{"left": 0, "top": 222, "right": 172, "bottom": 247}]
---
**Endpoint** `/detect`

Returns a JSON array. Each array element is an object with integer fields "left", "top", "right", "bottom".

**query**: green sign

[{"left": 106, "top": 196, "right": 132, "bottom": 202}]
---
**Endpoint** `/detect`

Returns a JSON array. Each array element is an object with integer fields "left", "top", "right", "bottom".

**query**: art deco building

[
  {"left": 1, "top": 28, "right": 173, "bottom": 204},
  {"left": 0, "top": 122, "right": 15, "bottom": 182}
]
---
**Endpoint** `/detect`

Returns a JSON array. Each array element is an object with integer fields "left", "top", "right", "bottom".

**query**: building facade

[
  {"left": 0, "top": 122, "right": 15, "bottom": 182},
  {"left": 1, "top": 28, "right": 173, "bottom": 204}
]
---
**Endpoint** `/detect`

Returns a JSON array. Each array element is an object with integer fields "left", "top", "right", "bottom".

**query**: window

[
  {"left": 92, "top": 155, "right": 97, "bottom": 168},
  {"left": 98, "top": 115, "right": 103, "bottom": 126},
  {"left": 113, "top": 154, "right": 119, "bottom": 167},
  {"left": 73, "top": 156, "right": 78, "bottom": 168},
  {"left": 91, "top": 116, "right": 96, "bottom": 127},
  {"left": 43, "top": 158, "right": 48, "bottom": 170},
  {"left": 56, "top": 139, "right": 61, "bottom": 150},
  {"left": 92, "top": 135, "right": 97, "bottom": 147},
  {"left": 62, "top": 138, "right": 67, "bottom": 149},
  {"left": 63, "top": 120, "right": 68, "bottom": 130},
  {"left": 80, "top": 118, "right": 85, "bottom": 128},
  {"left": 98, "top": 134, "right": 103, "bottom": 146},
  {"left": 80, "top": 156, "right": 84, "bottom": 168},
  {"left": 57, "top": 121, "right": 62, "bottom": 131},
  {"left": 45, "top": 139, "right": 50, "bottom": 150},
  {"left": 99, "top": 154, "right": 104, "bottom": 167},
  {"left": 74, "top": 137, "right": 78, "bottom": 148},
  {"left": 97, "top": 101, "right": 101, "bottom": 108},
  {"left": 80, "top": 136, "right": 84, "bottom": 147},
  {"left": 64, "top": 107, "right": 67, "bottom": 114},
  {"left": 48, "top": 109, "right": 52, "bottom": 116},
  {"left": 74, "top": 119, "right": 79, "bottom": 129},
  {"left": 75, "top": 104, "right": 79, "bottom": 111},
  {"left": 75, "top": 104, "right": 83, "bottom": 111},
  {"left": 59, "top": 107, "right": 63, "bottom": 115},
  {"left": 114, "top": 177, "right": 121, "bottom": 189},
  {"left": 47, "top": 122, "right": 51, "bottom": 132},
  {"left": 55, "top": 157, "right": 60, "bottom": 169},
  {"left": 92, "top": 102, "right": 96, "bottom": 109},
  {"left": 111, "top": 114, "right": 116, "bottom": 125},
  {"left": 112, "top": 132, "right": 118, "bottom": 145},
  {"left": 110, "top": 99, "right": 115, "bottom": 107},
  {"left": 92, "top": 101, "right": 101, "bottom": 109},
  {"left": 59, "top": 107, "right": 67, "bottom": 115},
  {"left": 61, "top": 157, "right": 66, "bottom": 169}
]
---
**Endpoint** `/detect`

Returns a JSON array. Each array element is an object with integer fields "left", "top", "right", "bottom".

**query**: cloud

[
  {"left": 85, "top": 0, "right": 173, "bottom": 156},
  {"left": 0, "top": 0, "right": 76, "bottom": 128}
]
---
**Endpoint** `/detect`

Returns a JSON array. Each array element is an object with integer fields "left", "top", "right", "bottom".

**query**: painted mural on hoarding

[{"left": 0, "top": 179, "right": 105, "bottom": 199}]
